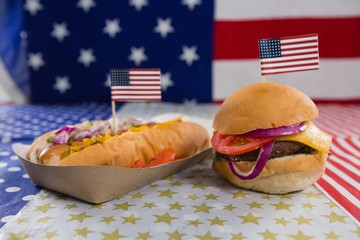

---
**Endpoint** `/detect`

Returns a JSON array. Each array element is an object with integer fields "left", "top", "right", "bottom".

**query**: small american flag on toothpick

[
  {"left": 110, "top": 68, "right": 161, "bottom": 101},
  {"left": 258, "top": 34, "right": 319, "bottom": 76},
  {"left": 109, "top": 68, "right": 162, "bottom": 133}
]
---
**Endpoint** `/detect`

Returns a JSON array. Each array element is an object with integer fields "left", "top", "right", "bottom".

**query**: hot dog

[{"left": 28, "top": 118, "right": 210, "bottom": 167}]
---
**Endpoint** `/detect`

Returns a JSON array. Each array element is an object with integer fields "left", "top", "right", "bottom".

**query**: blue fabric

[
  {"left": 0, "top": 0, "right": 29, "bottom": 98},
  {"left": 23, "top": 0, "right": 214, "bottom": 103}
]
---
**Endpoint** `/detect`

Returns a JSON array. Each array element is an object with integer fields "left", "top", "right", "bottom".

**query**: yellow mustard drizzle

[
  {"left": 66, "top": 118, "right": 182, "bottom": 156},
  {"left": 69, "top": 131, "right": 112, "bottom": 154},
  {"left": 127, "top": 118, "right": 182, "bottom": 132}
]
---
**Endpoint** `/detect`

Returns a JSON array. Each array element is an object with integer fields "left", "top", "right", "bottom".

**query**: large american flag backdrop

[{"left": 21, "top": 0, "right": 360, "bottom": 103}]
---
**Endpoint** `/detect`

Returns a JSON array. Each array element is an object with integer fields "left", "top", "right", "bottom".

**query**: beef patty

[{"left": 218, "top": 141, "right": 306, "bottom": 162}]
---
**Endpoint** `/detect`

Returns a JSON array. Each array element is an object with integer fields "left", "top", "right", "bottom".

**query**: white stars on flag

[
  {"left": 161, "top": 72, "right": 174, "bottom": 91},
  {"left": 24, "top": 0, "right": 211, "bottom": 103},
  {"left": 128, "top": 47, "right": 148, "bottom": 66},
  {"left": 182, "top": 0, "right": 202, "bottom": 11},
  {"left": 77, "top": 0, "right": 96, "bottom": 12},
  {"left": 50, "top": 23, "right": 70, "bottom": 42},
  {"left": 103, "top": 19, "right": 122, "bottom": 38},
  {"left": 129, "top": 0, "right": 148, "bottom": 12},
  {"left": 179, "top": 45, "right": 199, "bottom": 66},
  {"left": 28, "top": 52, "right": 45, "bottom": 71},
  {"left": 53, "top": 76, "right": 72, "bottom": 94},
  {"left": 154, "top": 18, "right": 174, "bottom": 38},
  {"left": 78, "top": 49, "right": 96, "bottom": 67},
  {"left": 104, "top": 74, "right": 111, "bottom": 88},
  {"left": 23, "top": 0, "right": 43, "bottom": 16}
]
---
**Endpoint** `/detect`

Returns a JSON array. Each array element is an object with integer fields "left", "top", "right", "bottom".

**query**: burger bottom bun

[{"left": 213, "top": 152, "right": 328, "bottom": 194}]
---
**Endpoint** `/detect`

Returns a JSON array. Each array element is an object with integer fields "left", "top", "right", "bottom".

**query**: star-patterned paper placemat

[{"left": 0, "top": 156, "right": 359, "bottom": 239}]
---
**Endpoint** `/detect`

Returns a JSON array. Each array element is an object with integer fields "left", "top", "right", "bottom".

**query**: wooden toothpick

[
  {"left": 111, "top": 100, "right": 117, "bottom": 134},
  {"left": 261, "top": 75, "right": 267, "bottom": 83}
]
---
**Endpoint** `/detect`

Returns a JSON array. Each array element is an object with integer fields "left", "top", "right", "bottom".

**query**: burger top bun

[{"left": 213, "top": 82, "right": 319, "bottom": 135}]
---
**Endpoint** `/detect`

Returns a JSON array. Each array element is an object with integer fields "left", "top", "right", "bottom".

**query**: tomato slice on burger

[{"left": 212, "top": 131, "right": 275, "bottom": 156}]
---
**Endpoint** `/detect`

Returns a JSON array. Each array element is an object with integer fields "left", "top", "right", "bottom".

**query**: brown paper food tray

[{"left": 12, "top": 143, "right": 212, "bottom": 204}]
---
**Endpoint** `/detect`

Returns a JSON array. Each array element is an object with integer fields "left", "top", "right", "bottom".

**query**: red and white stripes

[{"left": 314, "top": 104, "right": 360, "bottom": 226}]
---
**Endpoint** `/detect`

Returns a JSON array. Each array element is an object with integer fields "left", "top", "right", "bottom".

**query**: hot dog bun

[
  {"left": 213, "top": 82, "right": 319, "bottom": 134},
  {"left": 28, "top": 120, "right": 210, "bottom": 167}
]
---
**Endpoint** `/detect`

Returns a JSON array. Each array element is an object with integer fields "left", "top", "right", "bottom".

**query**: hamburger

[{"left": 211, "top": 82, "right": 332, "bottom": 194}]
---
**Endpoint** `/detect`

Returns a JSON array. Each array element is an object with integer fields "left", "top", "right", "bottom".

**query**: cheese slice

[{"left": 277, "top": 121, "right": 332, "bottom": 154}]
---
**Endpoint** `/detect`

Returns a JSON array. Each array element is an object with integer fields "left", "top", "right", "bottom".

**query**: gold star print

[
  {"left": 137, "top": 232, "right": 152, "bottom": 240},
  {"left": 6, "top": 230, "right": 30, "bottom": 240},
  {"left": 302, "top": 202, "right": 315, "bottom": 209},
  {"left": 64, "top": 204, "right": 77, "bottom": 209},
  {"left": 171, "top": 181, "right": 183, "bottom": 186},
  {"left": 247, "top": 201, "right": 263, "bottom": 209},
  {"left": 16, "top": 218, "right": 28, "bottom": 224},
  {"left": 158, "top": 189, "right": 177, "bottom": 198},
  {"left": 271, "top": 201, "right": 293, "bottom": 211},
  {"left": 239, "top": 212, "right": 263, "bottom": 224},
  {"left": 101, "top": 216, "right": 116, "bottom": 225},
  {"left": 188, "top": 219, "right": 202, "bottom": 227},
  {"left": 293, "top": 215, "right": 312, "bottom": 225},
  {"left": 352, "top": 228, "right": 360, "bottom": 238},
  {"left": 324, "top": 231, "right": 340, "bottom": 240},
  {"left": 162, "top": 175, "right": 174, "bottom": 181},
  {"left": 232, "top": 191, "right": 248, "bottom": 199},
  {"left": 67, "top": 212, "right": 92, "bottom": 223},
  {"left": 143, "top": 202, "right": 157, "bottom": 209},
  {"left": 44, "top": 230, "right": 58, "bottom": 240},
  {"left": 204, "top": 193, "right": 219, "bottom": 200},
  {"left": 305, "top": 191, "right": 322, "bottom": 198},
  {"left": 287, "top": 230, "right": 314, "bottom": 240},
  {"left": 208, "top": 217, "right": 226, "bottom": 226},
  {"left": 193, "top": 203, "right": 214, "bottom": 214},
  {"left": 154, "top": 212, "right": 177, "bottom": 225},
  {"left": 101, "top": 230, "right": 127, "bottom": 240},
  {"left": 166, "top": 230, "right": 186, "bottom": 240},
  {"left": 149, "top": 183, "right": 159, "bottom": 188},
  {"left": 122, "top": 214, "right": 140, "bottom": 224},
  {"left": 262, "top": 195, "right": 272, "bottom": 200},
  {"left": 275, "top": 217, "right": 290, "bottom": 226},
  {"left": 259, "top": 229, "right": 279, "bottom": 240},
  {"left": 223, "top": 204, "right": 236, "bottom": 211},
  {"left": 168, "top": 202, "right": 185, "bottom": 211},
  {"left": 34, "top": 203, "right": 55, "bottom": 213},
  {"left": 192, "top": 181, "right": 207, "bottom": 190},
  {"left": 74, "top": 227, "right": 93, "bottom": 238},
  {"left": 55, "top": 194, "right": 68, "bottom": 200},
  {"left": 37, "top": 216, "right": 54, "bottom": 223},
  {"left": 116, "top": 195, "right": 124, "bottom": 200},
  {"left": 231, "top": 233, "right": 246, "bottom": 240},
  {"left": 195, "top": 231, "right": 220, "bottom": 240},
  {"left": 130, "top": 192, "right": 145, "bottom": 199},
  {"left": 187, "top": 194, "right": 199, "bottom": 200},
  {"left": 90, "top": 203, "right": 105, "bottom": 209},
  {"left": 322, "top": 211, "right": 347, "bottom": 223},
  {"left": 113, "top": 202, "right": 134, "bottom": 210},
  {"left": 38, "top": 194, "right": 50, "bottom": 200},
  {"left": 326, "top": 201, "right": 337, "bottom": 208},
  {"left": 280, "top": 195, "right": 292, "bottom": 200},
  {"left": 201, "top": 173, "right": 212, "bottom": 179}
]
